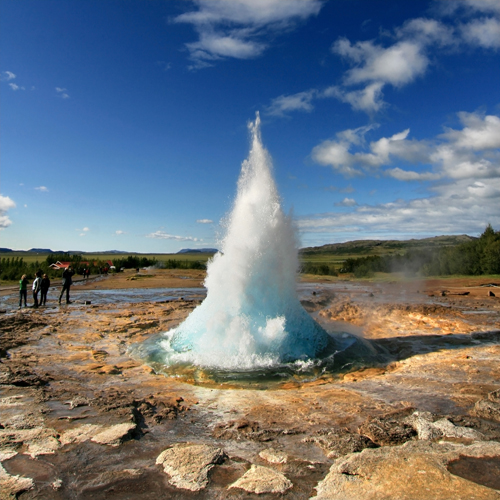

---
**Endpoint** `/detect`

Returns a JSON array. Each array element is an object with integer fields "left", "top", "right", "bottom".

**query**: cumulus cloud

[
  {"left": 335, "top": 197, "right": 357, "bottom": 207},
  {"left": 302, "top": 111, "right": 500, "bottom": 241},
  {"left": 35, "top": 186, "right": 49, "bottom": 192},
  {"left": 82, "top": 227, "right": 90, "bottom": 232},
  {"left": 324, "top": 82, "right": 385, "bottom": 114},
  {"left": 311, "top": 125, "right": 429, "bottom": 176},
  {"left": 266, "top": 2, "right": 500, "bottom": 116},
  {"left": 460, "top": 17, "right": 500, "bottom": 48},
  {"left": 115, "top": 230, "right": 125, "bottom": 235},
  {"left": 196, "top": 219, "right": 213, "bottom": 224},
  {"left": 298, "top": 177, "right": 500, "bottom": 240},
  {"left": 147, "top": 230, "right": 199, "bottom": 241},
  {"left": 173, "top": 0, "right": 323, "bottom": 69},
  {"left": 334, "top": 39, "right": 430, "bottom": 88},
  {"left": 0, "top": 195, "right": 16, "bottom": 229}
]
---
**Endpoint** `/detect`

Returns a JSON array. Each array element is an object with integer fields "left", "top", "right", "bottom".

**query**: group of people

[{"left": 19, "top": 266, "right": 75, "bottom": 309}]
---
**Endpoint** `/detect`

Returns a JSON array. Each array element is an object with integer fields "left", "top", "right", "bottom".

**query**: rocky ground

[{"left": 0, "top": 270, "right": 499, "bottom": 499}]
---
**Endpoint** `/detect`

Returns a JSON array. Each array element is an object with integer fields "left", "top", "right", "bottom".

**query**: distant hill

[
  {"left": 92, "top": 250, "right": 130, "bottom": 254},
  {"left": 300, "top": 235, "right": 476, "bottom": 256},
  {"left": 0, "top": 248, "right": 13, "bottom": 253},
  {"left": 29, "top": 248, "right": 53, "bottom": 253},
  {"left": 177, "top": 248, "right": 218, "bottom": 254}
]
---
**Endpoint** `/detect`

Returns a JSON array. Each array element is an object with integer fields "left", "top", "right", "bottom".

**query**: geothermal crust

[{"left": 0, "top": 271, "right": 500, "bottom": 499}]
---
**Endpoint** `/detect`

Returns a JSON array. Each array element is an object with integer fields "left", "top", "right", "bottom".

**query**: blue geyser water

[{"left": 135, "top": 113, "right": 335, "bottom": 373}]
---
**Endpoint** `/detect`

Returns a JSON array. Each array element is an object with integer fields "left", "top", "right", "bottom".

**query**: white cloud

[
  {"left": 302, "top": 111, "right": 500, "bottom": 241},
  {"left": 115, "top": 230, "right": 125, "bottom": 235},
  {"left": 313, "top": 112, "right": 499, "bottom": 181},
  {"left": 334, "top": 39, "right": 429, "bottom": 87},
  {"left": 0, "top": 195, "right": 16, "bottom": 229},
  {"left": 266, "top": 90, "right": 317, "bottom": 116},
  {"left": 312, "top": 125, "right": 429, "bottom": 175},
  {"left": 267, "top": 4, "right": 499, "bottom": 117},
  {"left": 82, "top": 227, "right": 90, "bottom": 232},
  {"left": 441, "top": 0, "right": 500, "bottom": 16},
  {"left": 335, "top": 197, "right": 357, "bottom": 207},
  {"left": 79, "top": 233, "right": 86, "bottom": 237},
  {"left": 56, "top": 87, "right": 70, "bottom": 99},
  {"left": 173, "top": 0, "right": 323, "bottom": 68},
  {"left": 386, "top": 167, "right": 441, "bottom": 181},
  {"left": 440, "top": 113, "right": 500, "bottom": 150},
  {"left": 461, "top": 17, "right": 500, "bottom": 48},
  {"left": 9, "top": 83, "right": 25, "bottom": 91},
  {"left": 35, "top": 186, "right": 49, "bottom": 192},
  {"left": 196, "top": 219, "right": 213, "bottom": 224},
  {"left": 324, "top": 82, "right": 385, "bottom": 114},
  {"left": 1, "top": 71, "right": 16, "bottom": 81},
  {"left": 147, "top": 230, "right": 199, "bottom": 241}
]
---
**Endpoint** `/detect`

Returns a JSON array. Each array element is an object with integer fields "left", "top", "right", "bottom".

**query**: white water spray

[{"left": 153, "top": 113, "right": 331, "bottom": 370}]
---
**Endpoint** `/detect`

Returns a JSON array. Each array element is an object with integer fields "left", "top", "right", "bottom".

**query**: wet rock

[
  {"left": 0, "top": 462, "right": 34, "bottom": 498},
  {"left": 312, "top": 440, "right": 500, "bottom": 500},
  {"left": 304, "top": 429, "right": 378, "bottom": 459},
  {"left": 59, "top": 423, "right": 103, "bottom": 445},
  {"left": 156, "top": 443, "right": 226, "bottom": 491},
  {"left": 90, "top": 422, "right": 137, "bottom": 446},
  {"left": 403, "top": 411, "right": 485, "bottom": 442},
  {"left": 0, "top": 366, "right": 50, "bottom": 387},
  {"left": 228, "top": 464, "right": 293, "bottom": 494},
  {"left": 433, "top": 418, "right": 484, "bottom": 441},
  {"left": 0, "top": 427, "right": 60, "bottom": 457},
  {"left": 0, "top": 315, "right": 48, "bottom": 353},
  {"left": 357, "top": 408, "right": 417, "bottom": 445},
  {"left": 472, "top": 389, "right": 500, "bottom": 422},
  {"left": 64, "top": 396, "right": 90, "bottom": 409},
  {"left": 259, "top": 448, "right": 288, "bottom": 464},
  {"left": 212, "top": 418, "right": 297, "bottom": 442}
]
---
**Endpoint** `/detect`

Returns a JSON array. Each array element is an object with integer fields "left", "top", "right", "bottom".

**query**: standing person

[
  {"left": 32, "top": 271, "right": 42, "bottom": 308},
  {"left": 40, "top": 274, "right": 51, "bottom": 306},
  {"left": 19, "top": 274, "right": 29, "bottom": 308},
  {"left": 59, "top": 265, "right": 74, "bottom": 304}
]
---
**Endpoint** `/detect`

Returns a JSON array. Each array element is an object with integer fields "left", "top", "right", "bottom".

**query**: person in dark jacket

[
  {"left": 59, "top": 266, "right": 74, "bottom": 304},
  {"left": 19, "top": 274, "right": 29, "bottom": 308},
  {"left": 32, "top": 271, "right": 42, "bottom": 308},
  {"left": 40, "top": 274, "right": 51, "bottom": 305}
]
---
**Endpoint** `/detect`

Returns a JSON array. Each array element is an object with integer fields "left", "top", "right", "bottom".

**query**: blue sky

[{"left": 1, "top": 0, "right": 499, "bottom": 252}]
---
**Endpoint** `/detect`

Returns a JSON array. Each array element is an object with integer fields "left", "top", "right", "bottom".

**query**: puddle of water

[
  {"left": 447, "top": 455, "right": 500, "bottom": 490},
  {"left": 462, "top": 310, "right": 495, "bottom": 315},
  {"left": 0, "top": 287, "right": 206, "bottom": 312}
]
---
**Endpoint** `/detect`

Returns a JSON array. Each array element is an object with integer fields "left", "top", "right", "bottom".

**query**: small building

[{"left": 48, "top": 261, "right": 72, "bottom": 270}]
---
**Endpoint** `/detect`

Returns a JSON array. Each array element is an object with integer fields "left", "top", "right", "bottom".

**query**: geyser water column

[{"left": 158, "top": 113, "right": 331, "bottom": 370}]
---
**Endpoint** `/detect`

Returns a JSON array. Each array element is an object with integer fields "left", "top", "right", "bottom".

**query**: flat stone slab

[
  {"left": 156, "top": 443, "right": 226, "bottom": 491},
  {"left": 90, "top": 423, "right": 136, "bottom": 446},
  {"left": 312, "top": 440, "right": 500, "bottom": 500},
  {"left": 60, "top": 424, "right": 104, "bottom": 445},
  {"left": 229, "top": 464, "right": 293, "bottom": 494}
]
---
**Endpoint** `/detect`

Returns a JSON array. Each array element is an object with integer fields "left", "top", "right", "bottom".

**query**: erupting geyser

[{"left": 136, "top": 113, "right": 333, "bottom": 373}]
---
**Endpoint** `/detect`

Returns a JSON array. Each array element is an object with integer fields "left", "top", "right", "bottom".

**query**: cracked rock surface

[{"left": 0, "top": 273, "right": 499, "bottom": 499}]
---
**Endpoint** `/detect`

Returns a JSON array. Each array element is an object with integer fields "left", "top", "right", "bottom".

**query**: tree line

[
  {"left": 338, "top": 225, "right": 500, "bottom": 278},
  {"left": 0, "top": 253, "right": 206, "bottom": 282}
]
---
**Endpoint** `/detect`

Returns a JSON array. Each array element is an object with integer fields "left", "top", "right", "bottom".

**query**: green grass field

[{"left": 1, "top": 251, "right": 216, "bottom": 265}]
